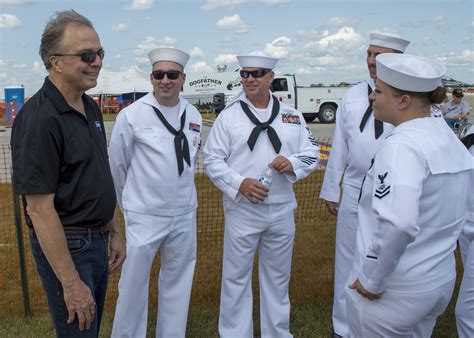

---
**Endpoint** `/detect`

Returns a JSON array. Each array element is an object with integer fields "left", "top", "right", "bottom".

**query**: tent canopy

[{"left": 87, "top": 66, "right": 151, "bottom": 96}]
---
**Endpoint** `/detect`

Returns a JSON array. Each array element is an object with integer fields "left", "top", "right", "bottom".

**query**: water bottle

[{"left": 258, "top": 168, "right": 273, "bottom": 188}]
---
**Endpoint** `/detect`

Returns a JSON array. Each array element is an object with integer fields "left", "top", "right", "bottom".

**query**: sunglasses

[
  {"left": 240, "top": 69, "right": 272, "bottom": 78},
  {"left": 51, "top": 48, "right": 105, "bottom": 63},
  {"left": 151, "top": 70, "right": 182, "bottom": 80}
]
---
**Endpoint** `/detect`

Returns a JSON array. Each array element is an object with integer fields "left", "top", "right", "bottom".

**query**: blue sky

[{"left": 0, "top": 0, "right": 473, "bottom": 98}]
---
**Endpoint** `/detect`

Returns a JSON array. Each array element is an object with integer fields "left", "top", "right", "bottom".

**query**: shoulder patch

[{"left": 374, "top": 172, "right": 390, "bottom": 199}]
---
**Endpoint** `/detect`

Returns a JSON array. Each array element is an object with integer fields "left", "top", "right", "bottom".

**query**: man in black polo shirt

[{"left": 10, "top": 10, "right": 125, "bottom": 337}]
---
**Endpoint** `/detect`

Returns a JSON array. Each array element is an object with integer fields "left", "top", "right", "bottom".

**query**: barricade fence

[{"left": 0, "top": 139, "right": 336, "bottom": 316}]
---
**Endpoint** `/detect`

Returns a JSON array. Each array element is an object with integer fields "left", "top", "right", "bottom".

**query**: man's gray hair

[{"left": 39, "top": 10, "right": 94, "bottom": 70}]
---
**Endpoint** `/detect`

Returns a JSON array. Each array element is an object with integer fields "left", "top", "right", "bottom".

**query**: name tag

[
  {"left": 189, "top": 122, "right": 201, "bottom": 132},
  {"left": 137, "top": 126, "right": 156, "bottom": 134}
]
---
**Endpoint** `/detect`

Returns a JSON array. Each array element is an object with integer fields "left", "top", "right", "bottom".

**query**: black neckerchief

[
  {"left": 240, "top": 96, "right": 282, "bottom": 153},
  {"left": 152, "top": 106, "right": 190, "bottom": 176}
]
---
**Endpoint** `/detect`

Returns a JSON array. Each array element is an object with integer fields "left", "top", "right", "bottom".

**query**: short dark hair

[{"left": 39, "top": 10, "right": 94, "bottom": 70}]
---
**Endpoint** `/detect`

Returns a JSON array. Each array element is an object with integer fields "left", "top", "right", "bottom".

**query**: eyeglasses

[
  {"left": 51, "top": 48, "right": 105, "bottom": 63},
  {"left": 240, "top": 69, "right": 272, "bottom": 79},
  {"left": 151, "top": 70, "right": 182, "bottom": 80}
]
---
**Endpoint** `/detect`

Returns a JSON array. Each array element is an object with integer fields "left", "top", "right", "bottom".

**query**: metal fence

[{"left": 0, "top": 139, "right": 336, "bottom": 316}]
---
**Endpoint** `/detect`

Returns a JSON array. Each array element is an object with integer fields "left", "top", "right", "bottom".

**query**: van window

[{"left": 271, "top": 78, "right": 288, "bottom": 92}]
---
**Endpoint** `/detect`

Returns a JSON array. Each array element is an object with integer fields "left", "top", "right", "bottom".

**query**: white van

[{"left": 182, "top": 72, "right": 349, "bottom": 123}]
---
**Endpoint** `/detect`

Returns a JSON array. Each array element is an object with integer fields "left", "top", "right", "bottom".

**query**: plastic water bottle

[{"left": 258, "top": 168, "right": 273, "bottom": 188}]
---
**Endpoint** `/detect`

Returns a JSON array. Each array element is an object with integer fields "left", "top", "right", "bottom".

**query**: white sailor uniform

[
  {"left": 203, "top": 90, "right": 319, "bottom": 338},
  {"left": 346, "top": 117, "right": 473, "bottom": 337},
  {"left": 456, "top": 125, "right": 474, "bottom": 338},
  {"left": 109, "top": 93, "right": 201, "bottom": 338},
  {"left": 319, "top": 78, "right": 394, "bottom": 336}
]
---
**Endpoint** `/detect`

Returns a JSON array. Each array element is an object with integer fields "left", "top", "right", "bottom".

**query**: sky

[{"left": 0, "top": 0, "right": 473, "bottom": 98}]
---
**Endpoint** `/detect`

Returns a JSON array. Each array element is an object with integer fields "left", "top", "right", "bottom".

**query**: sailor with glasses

[
  {"left": 204, "top": 51, "right": 320, "bottom": 338},
  {"left": 109, "top": 47, "right": 201, "bottom": 338}
]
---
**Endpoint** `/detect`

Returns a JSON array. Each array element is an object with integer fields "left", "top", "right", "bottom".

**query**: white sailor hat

[
  {"left": 369, "top": 33, "right": 410, "bottom": 52},
  {"left": 148, "top": 47, "right": 190, "bottom": 67},
  {"left": 236, "top": 51, "right": 278, "bottom": 69},
  {"left": 376, "top": 53, "right": 446, "bottom": 92}
]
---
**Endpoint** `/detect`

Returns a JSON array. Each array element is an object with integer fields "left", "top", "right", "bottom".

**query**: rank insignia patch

[
  {"left": 374, "top": 172, "right": 390, "bottom": 199},
  {"left": 189, "top": 122, "right": 201, "bottom": 132}
]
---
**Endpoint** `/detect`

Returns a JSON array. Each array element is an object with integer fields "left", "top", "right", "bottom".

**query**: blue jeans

[
  {"left": 30, "top": 230, "right": 109, "bottom": 337},
  {"left": 445, "top": 118, "right": 459, "bottom": 128}
]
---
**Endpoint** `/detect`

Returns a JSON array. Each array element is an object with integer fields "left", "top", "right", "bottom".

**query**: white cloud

[
  {"left": 159, "top": 36, "right": 176, "bottom": 46},
  {"left": 189, "top": 61, "right": 213, "bottom": 73},
  {"left": 263, "top": 36, "right": 291, "bottom": 59},
  {"left": 308, "top": 55, "right": 345, "bottom": 67},
  {"left": 215, "top": 53, "right": 238, "bottom": 65},
  {"left": 112, "top": 23, "right": 129, "bottom": 32},
  {"left": 201, "top": 0, "right": 246, "bottom": 11},
  {"left": 463, "top": 35, "right": 473, "bottom": 44},
  {"left": 32, "top": 61, "right": 46, "bottom": 74},
  {"left": 201, "top": 0, "right": 285, "bottom": 11},
  {"left": 134, "top": 37, "right": 159, "bottom": 64},
  {"left": 327, "top": 17, "right": 360, "bottom": 28},
  {"left": 272, "top": 36, "right": 291, "bottom": 47},
  {"left": 432, "top": 15, "right": 445, "bottom": 29},
  {"left": 296, "top": 29, "right": 330, "bottom": 40},
  {"left": 264, "top": 43, "right": 290, "bottom": 59},
  {"left": 124, "top": 0, "right": 153, "bottom": 11},
  {"left": 261, "top": 0, "right": 286, "bottom": 6},
  {"left": 295, "top": 67, "right": 314, "bottom": 75},
  {"left": 304, "top": 26, "right": 364, "bottom": 55},
  {"left": 12, "top": 63, "right": 26, "bottom": 68},
  {"left": 0, "top": 13, "right": 21, "bottom": 30},
  {"left": 436, "top": 49, "right": 474, "bottom": 67},
  {"left": 0, "top": 0, "right": 32, "bottom": 5},
  {"left": 132, "top": 36, "right": 177, "bottom": 65},
  {"left": 216, "top": 14, "right": 248, "bottom": 33},
  {"left": 190, "top": 47, "right": 205, "bottom": 58},
  {"left": 401, "top": 16, "right": 446, "bottom": 31}
]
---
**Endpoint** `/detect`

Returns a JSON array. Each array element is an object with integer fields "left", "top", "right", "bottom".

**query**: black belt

[{"left": 29, "top": 223, "right": 109, "bottom": 236}]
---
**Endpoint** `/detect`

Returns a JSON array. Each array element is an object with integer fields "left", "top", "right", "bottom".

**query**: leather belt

[{"left": 29, "top": 223, "right": 109, "bottom": 236}]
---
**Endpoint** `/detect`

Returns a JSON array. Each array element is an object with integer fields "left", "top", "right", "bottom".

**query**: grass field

[{"left": 0, "top": 172, "right": 462, "bottom": 337}]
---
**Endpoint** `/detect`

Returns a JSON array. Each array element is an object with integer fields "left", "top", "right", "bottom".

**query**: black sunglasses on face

[
  {"left": 240, "top": 69, "right": 272, "bottom": 78},
  {"left": 51, "top": 48, "right": 105, "bottom": 63},
  {"left": 151, "top": 70, "right": 182, "bottom": 80}
]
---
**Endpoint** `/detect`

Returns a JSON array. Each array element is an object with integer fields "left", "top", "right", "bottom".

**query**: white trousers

[
  {"left": 332, "top": 184, "right": 360, "bottom": 337},
  {"left": 111, "top": 210, "right": 197, "bottom": 338},
  {"left": 218, "top": 200, "right": 296, "bottom": 338},
  {"left": 456, "top": 233, "right": 474, "bottom": 338},
  {"left": 345, "top": 279, "right": 455, "bottom": 338}
]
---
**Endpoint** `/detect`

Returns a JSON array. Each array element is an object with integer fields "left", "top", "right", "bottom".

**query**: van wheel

[
  {"left": 303, "top": 113, "right": 317, "bottom": 122},
  {"left": 318, "top": 104, "right": 337, "bottom": 123}
]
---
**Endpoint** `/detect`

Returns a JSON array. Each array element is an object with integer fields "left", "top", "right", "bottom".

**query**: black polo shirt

[{"left": 11, "top": 77, "right": 116, "bottom": 228}]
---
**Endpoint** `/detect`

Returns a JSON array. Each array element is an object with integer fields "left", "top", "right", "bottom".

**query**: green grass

[
  {"left": 0, "top": 173, "right": 462, "bottom": 337},
  {"left": 0, "top": 300, "right": 459, "bottom": 337}
]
